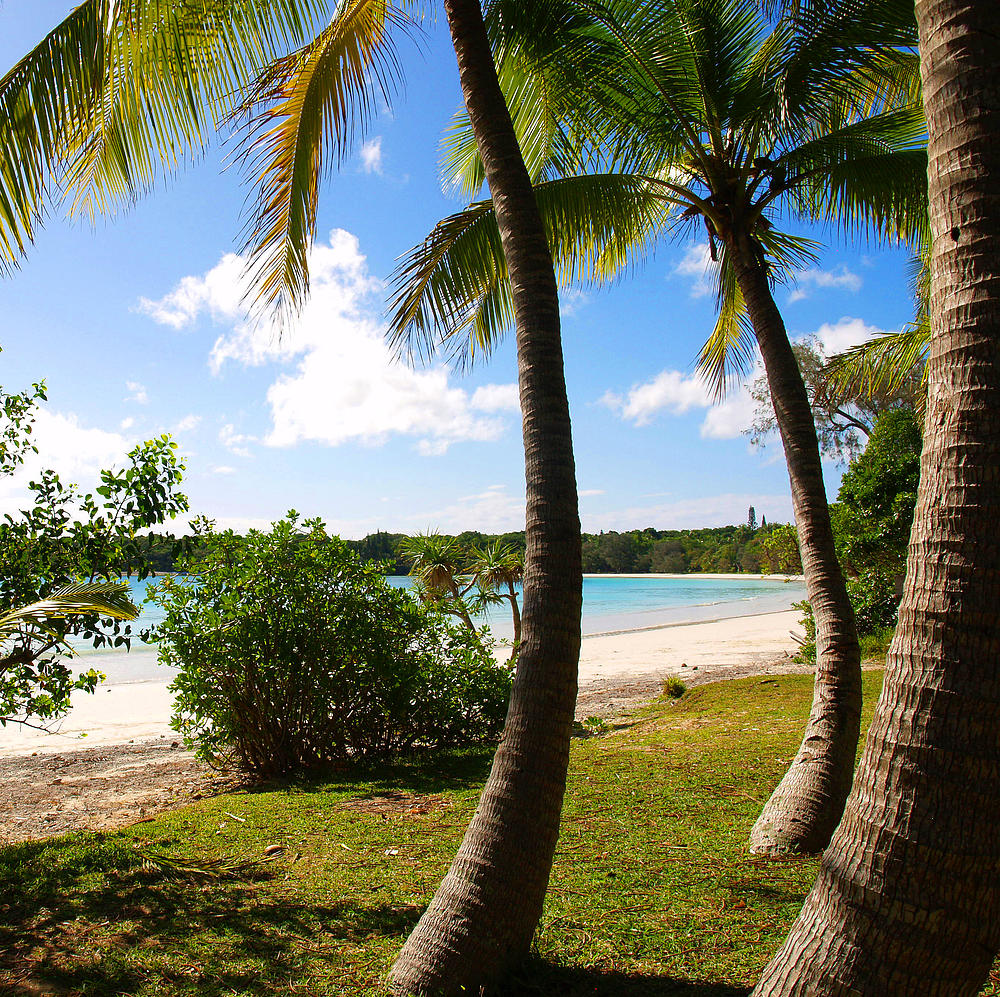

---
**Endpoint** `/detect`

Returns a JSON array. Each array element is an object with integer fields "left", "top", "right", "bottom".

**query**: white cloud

[
  {"left": 583, "top": 492, "right": 794, "bottom": 532},
  {"left": 219, "top": 423, "right": 255, "bottom": 458},
  {"left": 601, "top": 370, "right": 713, "bottom": 425},
  {"left": 787, "top": 265, "right": 862, "bottom": 303},
  {"left": 359, "top": 136, "right": 383, "bottom": 175},
  {"left": 808, "top": 316, "right": 885, "bottom": 357},
  {"left": 602, "top": 369, "right": 755, "bottom": 440},
  {"left": 212, "top": 465, "right": 237, "bottom": 475},
  {"left": 0, "top": 410, "right": 133, "bottom": 517},
  {"left": 673, "top": 244, "right": 715, "bottom": 298},
  {"left": 141, "top": 229, "right": 518, "bottom": 456},
  {"left": 172, "top": 414, "right": 201, "bottom": 433},
  {"left": 470, "top": 383, "right": 519, "bottom": 413},
  {"left": 136, "top": 253, "right": 246, "bottom": 329},
  {"left": 560, "top": 286, "right": 590, "bottom": 318},
  {"left": 579, "top": 489, "right": 605, "bottom": 498},
  {"left": 125, "top": 381, "right": 148, "bottom": 405},
  {"left": 120, "top": 417, "right": 135, "bottom": 430}
]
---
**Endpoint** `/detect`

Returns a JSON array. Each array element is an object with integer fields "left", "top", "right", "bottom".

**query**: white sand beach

[{"left": 0, "top": 608, "right": 804, "bottom": 758}]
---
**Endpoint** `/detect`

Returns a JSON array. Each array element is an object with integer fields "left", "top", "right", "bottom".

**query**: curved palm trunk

[
  {"left": 507, "top": 582, "right": 522, "bottom": 663},
  {"left": 752, "top": 2, "right": 1000, "bottom": 991},
  {"left": 730, "top": 235, "right": 862, "bottom": 856},
  {"left": 388, "top": 0, "right": 582, "bottom": 993}
]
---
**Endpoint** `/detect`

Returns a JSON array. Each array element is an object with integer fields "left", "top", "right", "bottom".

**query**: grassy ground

[{"left": 0, "top": 669, "right": 926, "bottom": 996}]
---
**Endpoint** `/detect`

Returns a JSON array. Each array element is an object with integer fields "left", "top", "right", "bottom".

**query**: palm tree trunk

[
  {"left": 507, "top": 582, "right": 522, "bottom": 663},
  {"left": 730, "top": 233, "right": 862, "bottom": 856},
  {"left": 388, "top": 0, "right": 582, "bottom": 993},
  {"left": 752, "top": 2, "right": 1000, "bottom": 991}
]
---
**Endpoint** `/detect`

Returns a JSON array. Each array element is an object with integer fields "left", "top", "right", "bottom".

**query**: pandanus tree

[
  {"left": 400, "top": 532, "right": 480, "bottom": 631},
  {"left": 0, "top": 1, "right": 581, "bottom": 992},
  {"left": 753, "top": 0, "right": 1000, "bottom": 991},
  {"left": 390, "top": 0, "right": 926, "bottom": 853},
  {"left": 469, "top": 539, "right": 523, "bottom": 659}
]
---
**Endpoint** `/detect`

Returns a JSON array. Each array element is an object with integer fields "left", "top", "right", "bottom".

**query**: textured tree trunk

[
  {"left": 752, "top": 1, "right": 1000, "bottom": 991},
  {"left": 731, "top": 236, "right": 862, "bottom": 856},
  {"left": 388, "top": 0, "right": 582, "bottom": 993}
]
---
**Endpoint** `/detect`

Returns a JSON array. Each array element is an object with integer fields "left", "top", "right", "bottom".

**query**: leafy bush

[{"left": 151, "top": 514, "right": 512, "bottom": 777}]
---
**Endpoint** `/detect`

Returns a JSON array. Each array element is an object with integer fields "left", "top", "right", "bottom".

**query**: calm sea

[{"left": 70, "top": 574, "right": 806, "bottom": 685}]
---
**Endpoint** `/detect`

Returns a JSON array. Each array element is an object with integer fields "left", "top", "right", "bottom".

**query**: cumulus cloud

[
  {"left": 212, "top": 465, "right": 237, "bottom": 475},
  {"left": 172, "top": 414, "right": 201, "bottom": 433},
  {"left": 809, "top": 316, "right": 885, "bottom": 356},
  {"left": 0, "top": 410, "right": 134, "bottom": 517},
  {"left": 787, "top": 265, "right": 862, "bottom": 303},
  {"left": 136, "top": 252, "right": 246, "bottom": 329},
  {"left": 601, "top": 370, "right": 714, "bottom": 426},
  {"left": 601, "top": 369, "right": 754, "bottom": 439},
  {"left": 359, "top": 136, "right": 383, "bottom": 175},
  {"left": 140, "top": 230, "right": 518, "bottom": 457}
]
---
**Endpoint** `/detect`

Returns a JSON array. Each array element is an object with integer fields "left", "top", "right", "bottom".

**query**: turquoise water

[{"left": 71, "top": 573, "right": 806, "bottom": 685}]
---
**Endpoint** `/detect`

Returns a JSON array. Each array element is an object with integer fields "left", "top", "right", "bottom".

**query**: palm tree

[
  {"left": 752, "top": 0, "right": 1000, "bottom": 991},
  {"left": 469, "top": 540, "right": 523, "bottom": 661},
  {"left": 0, "top": 2, "right": 581, "bottom": 991},
  {"left": 388, "top": 0, "right": 926, "bottom": 854}
]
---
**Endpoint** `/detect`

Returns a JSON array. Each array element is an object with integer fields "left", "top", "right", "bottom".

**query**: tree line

[{"left": 141, "top": 521, "right": 803, "bottom": 578}]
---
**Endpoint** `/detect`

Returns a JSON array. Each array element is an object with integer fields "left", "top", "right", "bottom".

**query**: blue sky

[{"left": 0, "top": 3, "right": 917, "bottom": 538}]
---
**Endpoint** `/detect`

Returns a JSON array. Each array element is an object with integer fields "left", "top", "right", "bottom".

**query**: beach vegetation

[
  {"left": 401, "top": 533, "right": 524, "bottom": 662},
  {"left": 0, "top": 671, "right": 888, "bottom": 996},
  {"left": 0, "top": 380, "right": 187, "bottom": 727},
  {"left": 792, "top": 407, "right": 921, "bottom": 661},
  {"left": 663, "top": 676, "right": 687, "bottom": 699},
  {"left": 151, "top": 513, "right": 512, "bottom": 778},
  {"left": 746, "top": 335, "right": 922, "bottom": 465}
]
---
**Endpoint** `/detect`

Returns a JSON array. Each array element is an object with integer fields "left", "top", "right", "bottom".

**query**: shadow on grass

[
  {"left": 247, "top": 745, "right": 496, "bottom": 799},
  {"left": 0, "top": 833, "right": 423, "bottom": 997},
  {"left": 498, "top": 959, "right": 750, "bottom": 996}
]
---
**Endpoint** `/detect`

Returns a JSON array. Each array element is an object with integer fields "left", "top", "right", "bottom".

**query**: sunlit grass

[{"left": 1, "top": 672, "right": 894, "bottom": 996}]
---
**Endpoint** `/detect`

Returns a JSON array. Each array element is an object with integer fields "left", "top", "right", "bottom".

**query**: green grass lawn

[{"left": 0, "top": 670, "right": 906, "bottom": 995}]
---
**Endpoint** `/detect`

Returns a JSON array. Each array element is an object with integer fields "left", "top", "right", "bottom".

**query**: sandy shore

[
  {"left": 0, "top": 609, "right": 804, "bottom": 759},
  {"left": 0, "top": 608, "right": 808, "bottom": 843}
]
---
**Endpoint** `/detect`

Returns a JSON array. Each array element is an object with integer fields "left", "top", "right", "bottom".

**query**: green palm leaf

[
  {"left": 0, "top": 0, "right": 327, "bottom": 276},
  {"left": 0, "top": 581, "right": 138, "bottom": 646},
  {"left": 389, "top": 172, "right": 674, "bottom": 363},
  {"left": 235, "top": 0, "right": 421, "bottom": 322}
]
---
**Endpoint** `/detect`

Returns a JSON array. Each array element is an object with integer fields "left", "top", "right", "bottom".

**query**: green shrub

[
  {"left": 662, "top": 677, "right": 687, "bottom": 699},
  {"left": 151, "top": 514, "right": 512, "bottom": 777}
]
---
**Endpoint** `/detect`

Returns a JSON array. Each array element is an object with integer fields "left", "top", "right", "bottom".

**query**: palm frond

[
  {"left": 773, "top": 105, "right": 927, "bottom": 243},
  {"left": 823, "top": 322, "right": 927, "bottom": 402},
  {"left": 236, "top": 0, "right": 419, "bottom": 324},
  {"left": 0, "top": 0, "right": 328, "bottom": 274},
  {"left": 695, "top": 241, "right": 756, "bottom": 398},
  {"left": 388, "top": 172, "right": 675, "bottom": 364},
  {"left": 0, "top": 581, "right": 138, "bottom": 645}
]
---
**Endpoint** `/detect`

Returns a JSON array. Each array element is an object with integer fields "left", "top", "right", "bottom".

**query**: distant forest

[{"left": 141, "top": 517, "right": 802, "bottom": 577}]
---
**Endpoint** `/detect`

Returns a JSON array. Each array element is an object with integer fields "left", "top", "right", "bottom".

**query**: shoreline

[{"left": 0, "top": 608, "right": 804, "bottom": 759}]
